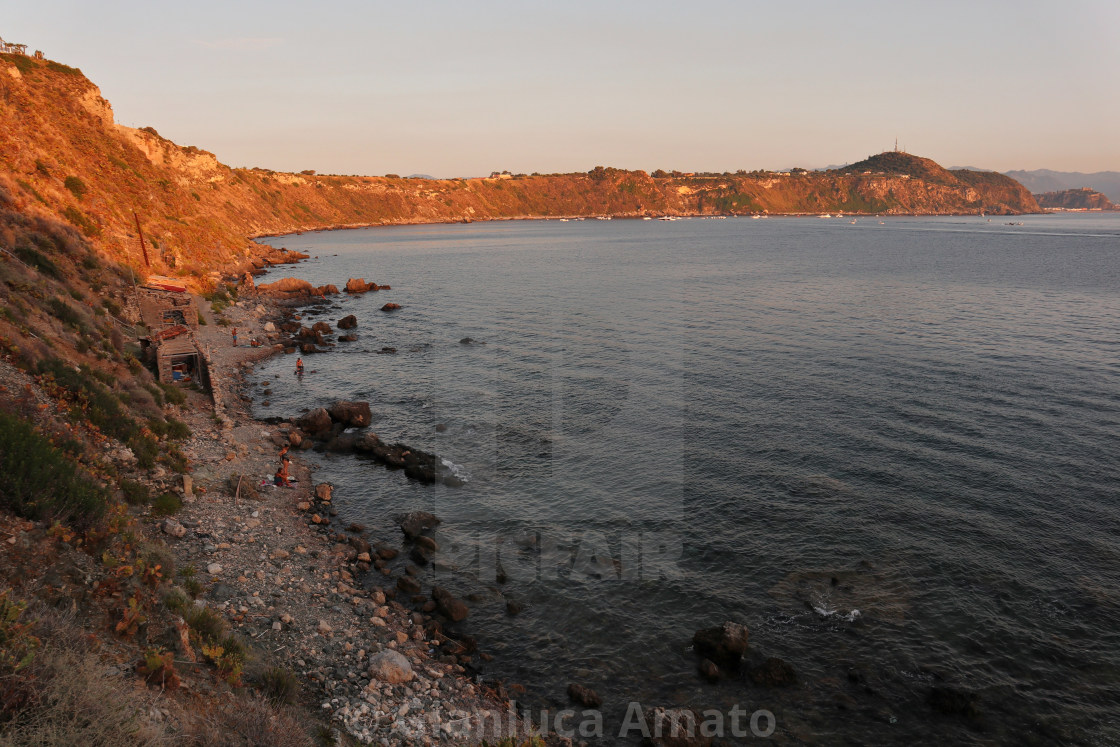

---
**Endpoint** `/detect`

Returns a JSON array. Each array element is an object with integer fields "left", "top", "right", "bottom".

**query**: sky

[{"left": 7, "top": 0, "right": 1120, "bottom": 177}]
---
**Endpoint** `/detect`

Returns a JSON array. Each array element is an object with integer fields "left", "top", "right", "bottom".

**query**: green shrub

[
  {"left": 119, "top": 479, "right": 150, "bottom": 506},
  {"left": 0, "top": 412, "right": 108, "bottom": 529},
  {"left": 14, "top": 246, "right": 60, "bottom": 278},
  {"left": 63, "top": 176, "right": 87, "bottom": 200},
  {"left": 164, "top": 417, "right": 191, "bottom": 441},
  {"left": 185, "top": 605, "right": 226, "bottom": 643},
  {"left": 183, "top": 577, "right": 204, "bottom": 599},
  {"left": 162, "top": 588, "right": 189, "bottom": 614},
  {"left": 158, "top": 382, "right": 186, "bottom": 406},
  {"left": 129, "top": 434, "right": 158, "bottom": 469},
  {"left": 258, "top": 666, "right": 299, "bottom": 705},
  {"left": 62, "top": 206, "right": 99, "bottom": 237},
  {"left": 159, "top": 445, "right": 188, "bottom": 474},
  {"left": 150, "top": 492, "right": 181, "bottom": 517}
]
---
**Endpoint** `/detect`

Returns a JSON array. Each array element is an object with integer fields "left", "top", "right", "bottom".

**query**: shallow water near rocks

[{"left": 253, "top": 214, "right": 1120, "bottom": 744}]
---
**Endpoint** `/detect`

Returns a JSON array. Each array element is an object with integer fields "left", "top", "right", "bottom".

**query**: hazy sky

[{"left": 7, "top": 1, "right": 1120, "bottom": 177}]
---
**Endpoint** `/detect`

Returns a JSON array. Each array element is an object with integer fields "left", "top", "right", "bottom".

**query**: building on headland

[{"left": 0, "top": 36, "right": 29, "bottom": 55}]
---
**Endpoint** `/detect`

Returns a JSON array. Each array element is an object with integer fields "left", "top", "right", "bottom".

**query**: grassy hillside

[{"left": 1, "top": 52, "right": 1038, "bottom": 283}]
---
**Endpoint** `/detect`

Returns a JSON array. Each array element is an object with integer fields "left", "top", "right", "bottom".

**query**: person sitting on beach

[{"left": 274, "top": 459, "right": 291, "bottom": 487}]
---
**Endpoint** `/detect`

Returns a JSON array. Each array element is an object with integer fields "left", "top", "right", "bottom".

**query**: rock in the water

[
  {"left": 567, "top": 683, "right": 602, "bottom": 708},
  {"left": 748, "top": 657, "right": 796, "bottom": 687},
  {"left": 642, "top": 707, "right": 712, "bottom": 747},
  {"left": 692, "top": 622, "right": 749, "bottom": 668},
  {"left": 344, "top": 278, "right": 374, "bottom": 293},
  {"left": 314, "top": 483, "right": 333, "bottom": 502},
  {"left": 339, "top": 333, "right": 358, "bottom": 342},
  {"left": 337, "top": 314, "right": 358, "bottom": 330},
  {"left": 397, "top": 575, "right": 421, "bottom": 595},
  {"left": 698, "top": 658, "right": 720, "bottom": 683},
  {"left": 380, "top": 303, "right": 401, "bottom": 312},
  {"left": 396, "top": 511, "right": 441, "bottom": 539},
  {"left": 311, "top": 321, "right": 333, "bottom": 335},
  {"left": 928, "top": 686, "right": 980, "bottom": 720},
  {"left": 328, "top": 400, "right": 372, "bottom": 428},
  {"left": 298, "top": 408, "right": 333, "bottom": 438},
  {"left": 432, "top": 586, "right": 469, "bottom": 622},
  {"left": 367, "top": 649, "right": 414, "bottom": 684}
]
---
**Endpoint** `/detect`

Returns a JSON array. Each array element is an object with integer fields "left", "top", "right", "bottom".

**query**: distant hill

[
  {"left": 1005, "top": 169, "right": 1120, "bottom": 203},
  {"left": 1035, "top": 188, "right": 1117, "bottom": 211}
]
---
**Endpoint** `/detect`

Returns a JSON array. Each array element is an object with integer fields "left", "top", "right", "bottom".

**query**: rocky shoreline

[{"left": 163, "top": 289, "right": 534, "bottom": 745}]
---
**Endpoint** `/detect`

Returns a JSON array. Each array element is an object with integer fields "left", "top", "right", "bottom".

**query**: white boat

[{"left": 819, "top": 213, "right": 831, "bottom": 218}]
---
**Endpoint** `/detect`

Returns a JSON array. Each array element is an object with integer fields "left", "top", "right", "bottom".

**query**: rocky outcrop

[
  {"left": 337, "top": 315, "right": 358, "bottom": 330},
  {"left": 380, "top": 303, "right": 401, "bottom": 312},
  {"left": 256, "top": 277, "right": 317, "bottom": 297},
  {"left": 297, "top": 408, "right": 333, "bottom": 437},
  {"left": 327, "top": 400, "right": 371, "bottom": 428}
]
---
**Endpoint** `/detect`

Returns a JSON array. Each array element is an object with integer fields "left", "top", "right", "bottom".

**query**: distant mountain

[{"left": 1005, "top": 169, "right": 1120, "bottom": 203}]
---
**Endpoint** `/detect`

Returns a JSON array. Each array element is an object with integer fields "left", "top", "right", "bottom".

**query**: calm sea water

[{"left": 254, "top": 215, "right": 1120, "bottom": 744}]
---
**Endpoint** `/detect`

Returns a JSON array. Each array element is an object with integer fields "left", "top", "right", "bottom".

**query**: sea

[{"left": 252, "top": 214, "right": 1120, "bottom": 745}]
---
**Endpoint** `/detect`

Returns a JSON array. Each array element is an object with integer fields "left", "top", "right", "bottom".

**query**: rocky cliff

[{"left": 1, "top": 52, "right": 1039, "bottom": 279}]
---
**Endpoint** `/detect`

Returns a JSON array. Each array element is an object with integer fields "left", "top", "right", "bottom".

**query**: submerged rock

[
  {"left": 747, "top": 657, "right": 797, "bottom": 688},
  {"left": 567, "top": 683, "right": 602, "bottom": 708},
  {"left": 380, "top": 303, "right": 401, "bottom": 312},
  {"left": 692, "top": 622, "right": 749, "bottom": 668}
]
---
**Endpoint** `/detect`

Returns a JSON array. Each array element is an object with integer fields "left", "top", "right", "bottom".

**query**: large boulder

[
  {"left": 692, "top": 622, "right": 749, "bottom": 669},
  {"left": 328, "top": 400, "right": 371, "bottom": 428},
  {"left": 337, "top": 315, "right": 358, "bottom": 330},
  {"left": 297, "top": 408, "right": 333, "bottom": 438},
  {"left": 367, "top": 650, "right": 414, "bottom": 684},
  {"left": 311, "top": 321, "right": 333, "bottom": 335},
  {"left": 316, "top": 284, "right": 339, "bottom": 296}
]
